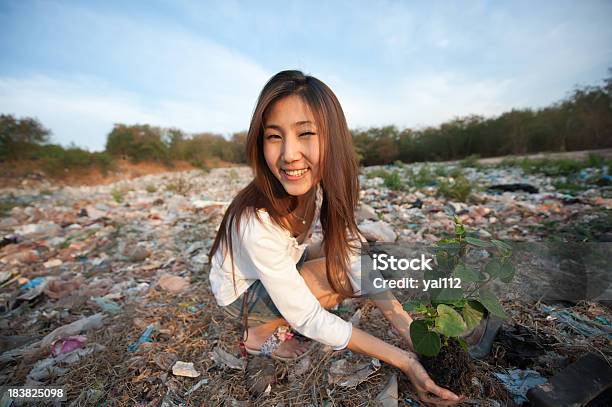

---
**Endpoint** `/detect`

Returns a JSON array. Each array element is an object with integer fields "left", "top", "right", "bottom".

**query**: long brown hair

[{"left": 208, "top": 70, "right": 360, "bottom": 298}]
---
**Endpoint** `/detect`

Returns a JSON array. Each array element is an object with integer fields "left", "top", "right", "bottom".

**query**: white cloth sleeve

[{"left": 240, "top": 215, "right": 353, "bottom": 350}]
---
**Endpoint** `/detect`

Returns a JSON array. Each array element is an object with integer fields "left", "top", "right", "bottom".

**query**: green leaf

[
  {"left": 410, "top": 320, "right": 441, "bottom": 357},
  {"left": 484, "top": 259, "right": 503, "bottom": 279},
  {"left": 478, "top": 289, "right": 507, "bottom": 318},
  {"left": 491, "top": 239, "right": 512, "bottom": 253},
  {"left": 464, "top": 237, "right": 492, "bottom": 247},
  {"left": 403, "top": 300, "right": 427, "bottom": 312},
  {"left": 453, "top": 263, "right": 484, "bottom": 283},
  {"left": 462, "top": 300, "right": 485, "bottom": 330},
  {"left": 435, "top": 304, "right": 467, "bottom": 337},
  {"left": 499, "top": 260, "right": 516, "bottom": 283},
  {"left": 435, "top": 241, "right": 461, "bottom": 252},
  {"left": 431, "top": 287, "right": 463, "bottom": 304}
]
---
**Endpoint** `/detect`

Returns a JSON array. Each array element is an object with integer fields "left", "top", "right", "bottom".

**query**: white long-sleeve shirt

[{"left": 209, "top": 185, "right": 364, "bottom": 350}]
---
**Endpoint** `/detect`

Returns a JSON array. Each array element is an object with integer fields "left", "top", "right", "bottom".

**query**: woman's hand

[{"left": 402, "top": 352, "right": 466, "bottom": 406}]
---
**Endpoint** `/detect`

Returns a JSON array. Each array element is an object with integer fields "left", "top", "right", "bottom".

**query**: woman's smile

[{"left": 281, "top": 167, "right": 310, "bottom": 180}]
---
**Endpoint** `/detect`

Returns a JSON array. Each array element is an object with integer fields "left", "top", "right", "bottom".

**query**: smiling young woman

[{"left": 208, "top": 70, "right": 464, "bottom": 405}]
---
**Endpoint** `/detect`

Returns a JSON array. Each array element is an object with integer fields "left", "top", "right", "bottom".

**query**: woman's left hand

[{"left": 401, "top": 352, "right": 466, "bottom": 406}]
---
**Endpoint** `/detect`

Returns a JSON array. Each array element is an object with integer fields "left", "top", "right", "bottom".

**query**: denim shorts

[{"left": 222, "top": 248, "right": 309, "bottom": 324}]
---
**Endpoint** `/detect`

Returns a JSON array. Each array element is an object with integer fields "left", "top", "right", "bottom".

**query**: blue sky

[{"left": 1, "top": 0, "right": 611, "bottom": 151}]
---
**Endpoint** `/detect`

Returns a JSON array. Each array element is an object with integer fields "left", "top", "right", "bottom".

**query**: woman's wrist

[{"left": 398, "top": 350, "right": 420, "bottom": 372}]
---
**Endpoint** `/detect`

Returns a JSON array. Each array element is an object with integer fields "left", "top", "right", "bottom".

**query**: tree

[{"left": 0, "top": 114, "right": 51, "bottom": 158}]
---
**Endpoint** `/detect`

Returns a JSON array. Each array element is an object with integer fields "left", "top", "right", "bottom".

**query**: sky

[{"left": 1, "top": 0, "right": 611, "bottom": 151}]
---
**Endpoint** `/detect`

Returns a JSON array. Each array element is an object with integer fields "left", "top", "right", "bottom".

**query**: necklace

[{"left": 292, "top": 189, "right": 315, "bottom": 225}]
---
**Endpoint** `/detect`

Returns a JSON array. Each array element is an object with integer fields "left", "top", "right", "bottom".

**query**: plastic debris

[
  {"left": 328, "top": 358, "right": 380, "bottom": 387},
  {"left": 127, "top": 324, "right": 155, "bottom": 352},
  {"left": 43, "top": 258, "right": 63, "bottom": 268},
  {"left": 50, "top": 335, "right": 87, "bottom": 356},
  {"left": 488, "top": 184, "right": 539, "bottom": 194},
  {"left": 209, "top": 347, "right": 245, "bottom": 370},
  {"left": 172, "top": 361, "right": 200, "bottom": 378},
  {"left": 358, "top": 220, "right": 397, "bottom": 242},
  {"left": 184, "top": 378, "right": 209, "bottom": 396},
  {"left": 540, "top": 304, "right": 612, "bottom": 338},
  {"left": 494, "top": 369, "right": 548, "bottom": 404},
  {"left": 376, "top": 373, "right": 398, "bottom": 407},
  {"left": 93, "top": 297, "right": 122, "bottom": 315},
  {"left": 158, "top": 273, "right": 190, "bottom": 293},
  {"left": 20, "top": 277, "right": 45, "bottom": 290}
]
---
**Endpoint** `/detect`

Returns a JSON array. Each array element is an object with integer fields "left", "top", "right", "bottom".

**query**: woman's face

[{"left": 263, "top": 95, "right": 321, "bottom": 197}]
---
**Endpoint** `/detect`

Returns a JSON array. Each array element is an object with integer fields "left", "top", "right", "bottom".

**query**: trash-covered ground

[{"left": 1, "top": 160, "right": 611, "bottom": 406}]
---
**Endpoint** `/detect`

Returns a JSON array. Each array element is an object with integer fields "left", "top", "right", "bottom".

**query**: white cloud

[{"left": 326, "top": 72, "right": 512, "bottom": 131}]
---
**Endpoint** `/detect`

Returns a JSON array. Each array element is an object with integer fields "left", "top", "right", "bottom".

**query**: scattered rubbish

[
  {"left": 43, "top": 258, "right": 63, "bottom": 268},
  {"left": 184, "top": 378, "right": 209, "bottom": 396},
  {"left": 50, "top": 335, "right": 87, "bottom": 356},
  {"left": 17, "top": 280, "right": 46, "bottom": 301},
  {"left": 127, "top": 324, "right": 155, "bottom": 352},
  {"left": 540, "top": 304, "right": 612, "bottom": 338},
  {"left": 1, "top": 161, "right": 611, "bottom": 404},
  {"left": 44, "top": 277, "right": 83, "bottom": 299},
  {"left": 349, "top": 308, "right": 362, "bottom": 327},
  {"left": 328, "top": 358, "right": 380, "bottom": 387},
  {"left": 160, "top": 391, "right": 188, "bottom": 407},
  {"left": 358, "top": 220, "right": 397, "bottom": 242},
  {"left": 20, "top": 277, "right": 45, "bottom": 290},
  {"left": 527, "top": 353, "right": 612, "bottom": 407},
  {"left": 1, "top": 234, "right": 21, "bottom": 248},
  {"left": 155, "top": 352, "right": 179, "bottom": 371},
  {"left": 494, "top": 369, "right": 548, "bottom": 404},
  {"left": 356, "top": 203, "right": 378, "bottom": 221},
  {"left": 410, "top": 198, "right": 423, "bottom": 209},
  {"left": 245, "top": 357, "right": 276, "bottom": 398},
  {"left": 488, "top": 184, "right": 539, "bottom": 194},
  {"left": 93, "top": 297, "right": 122, "bottom": 315},
  {"left": 172, "top": 361, "right": 200, "bottom": 378},
  {"left": 158, "top": 273, "right": 190, "bottom": 293},
  {"left": 209, "top": 347, "right": 244, "bottom": 370},
  {"left": 376, "top": 373, "right": 398, "bottom": 407},
  {"left": 128, "top": 245, "right": 149, "bottom": 262}
]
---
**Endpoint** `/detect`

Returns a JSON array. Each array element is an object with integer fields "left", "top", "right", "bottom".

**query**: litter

[
  {"left": 494, "top": 369, "right": 548, "bottom": 404},
  {"left": 127, "top": 324, "right": 155, "bottom": 352},
  {"left": 158, "top": 273, "right": 190, "bottom": 293},
  {"left": 184, "top": 378, "right": 209, "bottom": 396},
  {"left": 20, "top": 277, "right": 45, "bottom": 290},
  {"left": 50, "top": 335, "right": 87, "bottom": 356},
  {"left": 375, "top": 373, "right": 398, "bottom": 407},
  {"left": 209, "top": 347, "right": 244, "bottom": 370},
  {"left": 172, "top": 361, "right": 200, "bottom": 378},
  {"left": 328, "top": 358, "right": 380, "bottom": 387},
  {"left": 540, "top": 304, "right": 612, "bottom": 338},
  {"left": 92, "top": 297, "right": 122, "bottom": 315}
]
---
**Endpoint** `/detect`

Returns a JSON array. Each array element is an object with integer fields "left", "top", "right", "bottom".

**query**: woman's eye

[
  {"left": 300, "top": 132, "right": 316, "bottom": 137},
  {"left": 266, "top": 134, "right": 281, "bottom": 140}
]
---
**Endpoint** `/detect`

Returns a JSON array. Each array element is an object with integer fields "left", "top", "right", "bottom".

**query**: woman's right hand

[{"left": 402, "top": 352, "right": 466, "bottom": 406}]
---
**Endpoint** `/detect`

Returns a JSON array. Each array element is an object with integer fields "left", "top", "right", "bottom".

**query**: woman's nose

[{"left": 281, "top": 136, "right": 302, "bottom": 162}]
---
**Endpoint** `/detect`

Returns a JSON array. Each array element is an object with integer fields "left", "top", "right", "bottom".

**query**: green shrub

[
  {"left": 111, "top": 189, "right": 124, "bottom": 203},
  {"left": 228, "top": 169, "right": 239, "bottom": 183},
  {"left": 459, "top": 154, "right": 482, "bottom": 169},
  {"left": 366, "top": 168, "right": 390, "bottom": 179},
  {"left": 437, "top": 172, "right": 473, "bottom": 202},
  {"left": 383, "top": 170, "right": 403, "bottom": 190}
]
